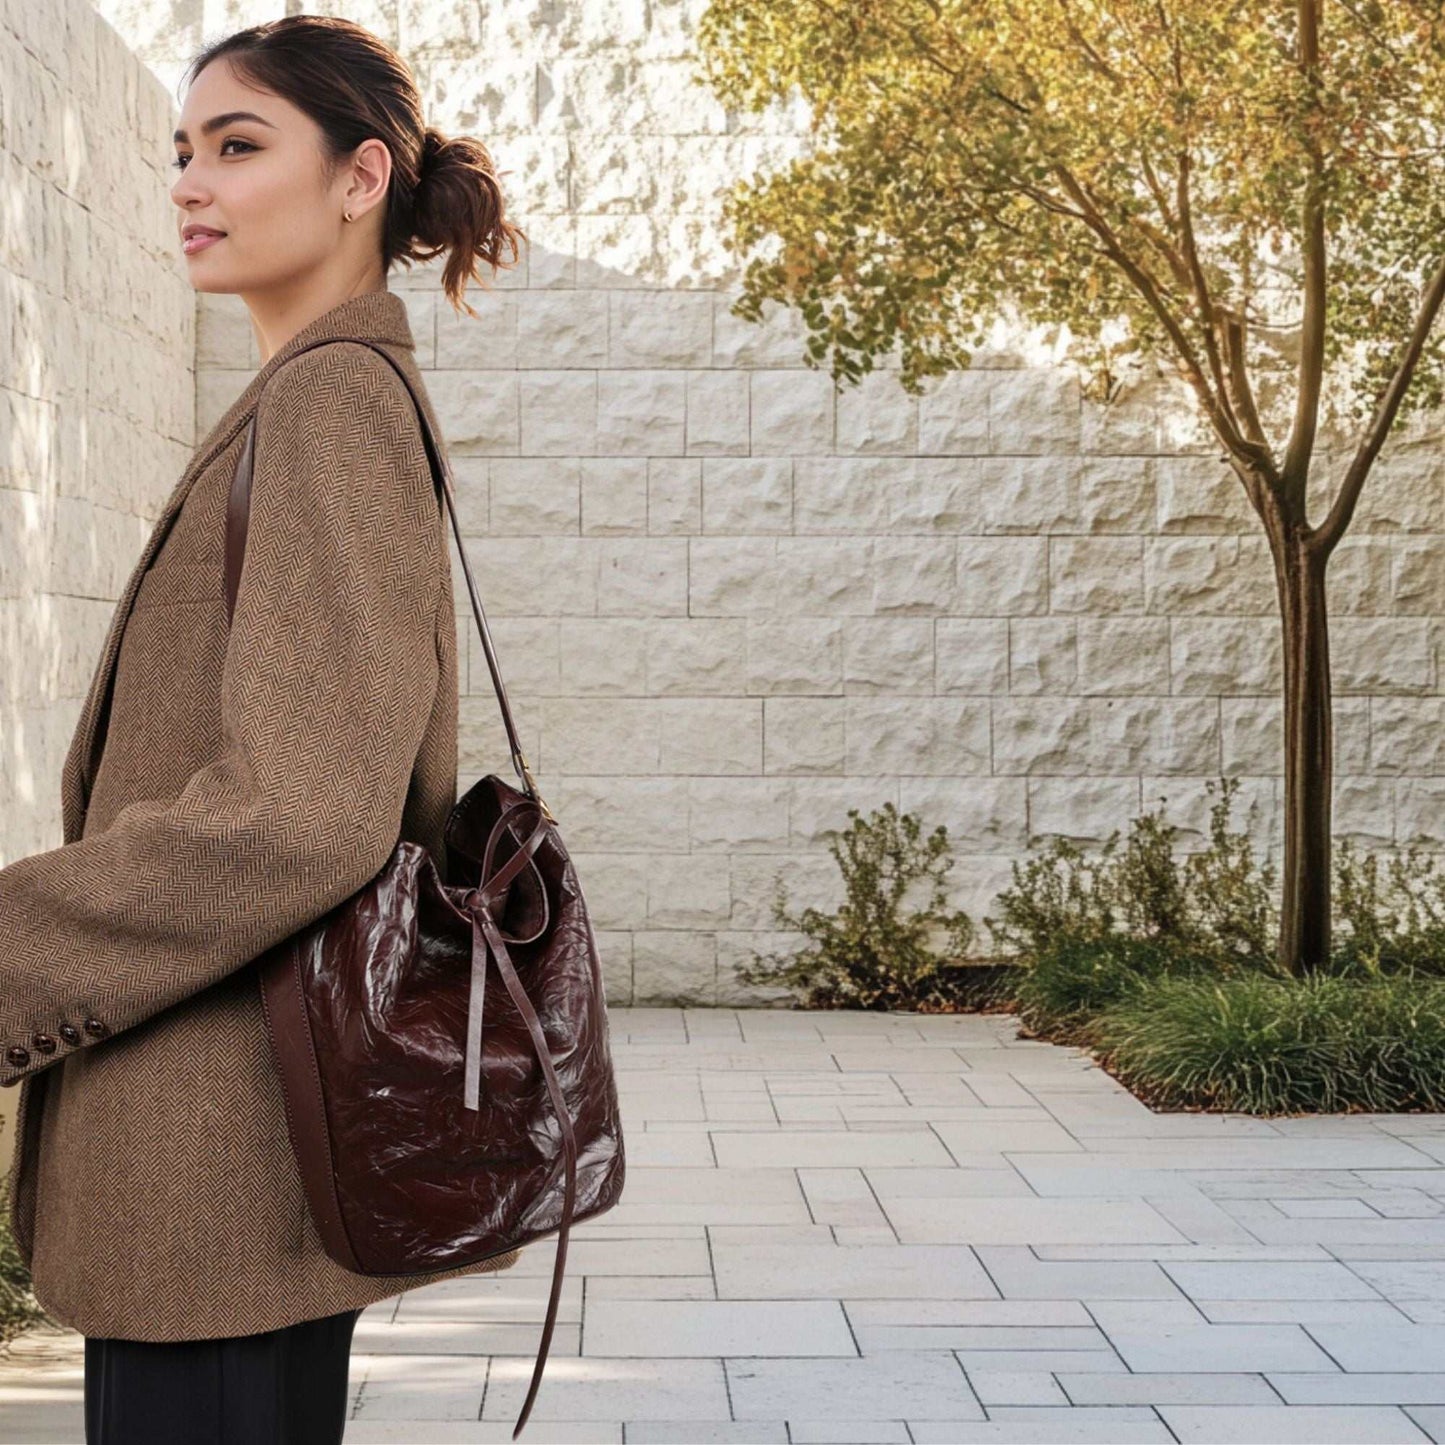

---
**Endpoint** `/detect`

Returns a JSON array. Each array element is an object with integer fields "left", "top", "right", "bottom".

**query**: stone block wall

[
  {"left": 17, "top": 0, "right": 1445, "bottom": 1032},
  {"left": 0, "top": 0, "right": 193, "bottom": 1154}
]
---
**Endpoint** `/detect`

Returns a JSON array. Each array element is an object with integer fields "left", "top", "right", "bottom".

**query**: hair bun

[{"left": 420, "top": 128, "right": 447, "bottom": 180}]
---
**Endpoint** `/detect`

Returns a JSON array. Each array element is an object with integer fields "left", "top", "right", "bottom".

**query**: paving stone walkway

[{"left": 3, "top": 1005, "right": 1445, "bottom": 1442}]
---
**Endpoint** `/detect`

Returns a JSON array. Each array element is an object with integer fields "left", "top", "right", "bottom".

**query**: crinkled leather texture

[{"left": 260, "top": 770, "right": 625, "bottom": 1274}]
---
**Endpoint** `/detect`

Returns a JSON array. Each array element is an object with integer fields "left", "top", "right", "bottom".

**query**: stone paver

[{"left": 1, "top": 1006, "right": 1444, "bottom": 1442}]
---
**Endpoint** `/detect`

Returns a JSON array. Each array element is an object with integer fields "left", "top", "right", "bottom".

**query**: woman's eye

[{"left": 171, "top": 138, "right": 255, "bottom": 170}]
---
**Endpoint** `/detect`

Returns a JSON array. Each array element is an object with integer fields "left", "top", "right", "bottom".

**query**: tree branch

[
  {"left": 1140, "top": 149, "right": 1178, "bottom": 231},
  {"left": 1053, "top": 0, "right": 1129, "bottom": 88},
  {"left": 1219, "top": 306, "right": 1271, "bottom": 453},
  {"left": 1175, "top": 147, "right": 1250, "bottom": 448},
  {"left": 1048, "top": 165, "right": 1253, "bottom": 460},
  {"left": 1281, "top": 0, "right": 1328, "bottom": 502},
  {"left": 1313, "top": 249, "right": 1445, "bottom": 555}
]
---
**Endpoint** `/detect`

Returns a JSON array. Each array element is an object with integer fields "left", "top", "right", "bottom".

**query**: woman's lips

[{"left": 182, "top": 231, "right": 226, "bottom": 255}]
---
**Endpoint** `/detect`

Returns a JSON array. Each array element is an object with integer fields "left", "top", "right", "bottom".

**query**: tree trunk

[{"left": 1270, "top": 508, "right": 1333, "bottom": 976}]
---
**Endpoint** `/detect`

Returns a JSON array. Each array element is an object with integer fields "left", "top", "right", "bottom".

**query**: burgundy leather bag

[{"left": 223, "top": 337, "right": 626, "bottom": 1440}]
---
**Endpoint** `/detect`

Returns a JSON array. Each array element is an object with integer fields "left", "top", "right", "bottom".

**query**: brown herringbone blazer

[{"left": 1, "top": 289, "right": 522, "bottom": 1340}]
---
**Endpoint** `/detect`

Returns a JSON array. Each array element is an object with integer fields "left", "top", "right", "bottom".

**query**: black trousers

[{"left": 84, "top": 1306, "right": 362, "bottom": 1444}]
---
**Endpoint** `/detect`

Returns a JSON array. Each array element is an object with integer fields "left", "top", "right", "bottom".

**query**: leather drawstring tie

[{"left": 460, "top": 799, "right": 579, "bottom": 1440}]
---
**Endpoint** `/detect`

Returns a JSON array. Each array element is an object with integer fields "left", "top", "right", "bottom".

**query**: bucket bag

[{"left": 222, "top": 336, "right": 626, "bottom": 1440}]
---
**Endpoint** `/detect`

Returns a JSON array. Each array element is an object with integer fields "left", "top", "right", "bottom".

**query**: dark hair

[{"left": 180, "top": 15, "right": 526, "bottom": 318}]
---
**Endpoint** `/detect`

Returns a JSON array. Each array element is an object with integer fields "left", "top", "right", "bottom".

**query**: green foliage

[
  {"left": 981, "top": 773, "right": 1445, "bottom": 1112},
  {"left": 987, "top": 772, "right": 1445, "bottom": 984},
  {"left": 1333, "top": 838, "right": 1445, "bottom": 977},
  {"left": 738, "top": 801, "right": 987, "bottom": 1009},
  {"left": 985, "top": 776, "right": 1278, "bottom": 970},
  {"left": 697, "top": 0, "right": 1445, "bottom": 990},
  {"left": 1009, "top": 932, "right": 1213, "bottom": 1040},
  {"left": 1093, "top": 972, "right": 1445, "bottom": 1113},
  {"left": 983, "top": 834, "right": 1119, "bottom": 954},
  {"left": 695, "top": 0, "right": 1445, "bottom": 440},
  {"left": 743, "top": 777, "right": 1445, "bottom": 1114},
  {"left": 1183, "top": 777, "right": 1280, "bottom": 967},
  {"left": 0, "top": 1174, "right": 46, "bottom": 1348}
]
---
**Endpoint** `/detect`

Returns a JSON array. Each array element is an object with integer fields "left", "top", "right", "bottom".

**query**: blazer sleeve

[{"left": 0, "top": 341, "right": 444, "bottom": 1087}]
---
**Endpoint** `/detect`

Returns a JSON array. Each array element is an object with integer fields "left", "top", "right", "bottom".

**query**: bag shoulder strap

[
  {"left": 224, "top": 335, "right": 554, "bottom": 822},
  {"left": 231, "top": 338, "right": 578, "bottom": 1440}
]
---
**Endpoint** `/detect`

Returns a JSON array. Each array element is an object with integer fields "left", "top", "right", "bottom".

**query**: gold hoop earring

[{"left": 343, "top": 210, "right": 353, "bottom": 222}]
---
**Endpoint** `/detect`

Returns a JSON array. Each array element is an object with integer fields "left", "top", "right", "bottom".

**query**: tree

[{"left": 695, "top": 0, "right": 1445, "bottom": 977}]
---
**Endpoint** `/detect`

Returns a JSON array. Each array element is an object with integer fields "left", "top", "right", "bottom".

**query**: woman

[{"left": 0, "top": 16, "right": 527, "bottom": 1443}]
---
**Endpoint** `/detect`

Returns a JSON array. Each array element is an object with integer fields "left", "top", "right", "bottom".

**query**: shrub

[
  {"left": 1181, "top": 776, "right": 1279, "bottom": 968},
  {"left": 0, "top": 1174, "right": 46, "bottom": 1348},
  {"left": 1333, "top": 838, "right": 1445, "bottom": 978},
  {"left": 741, "top": 777, "right": 1445, "bottom": 1117},
  {"left": 984, "top": 775, "right": 1278, "bottom": 971},
  {"left": 738, "top": 801, "right": 988, "bottom": 1010},
  {"left": 981, "top": 832, "right": 1119, "bottom": 958}
]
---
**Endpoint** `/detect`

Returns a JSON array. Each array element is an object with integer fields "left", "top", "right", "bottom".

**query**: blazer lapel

[
  {"left": 62, "top": 456, "right": 212, "bottom": 841},
  {"left": 68, "top": 290, "right": 417, "bottom": 830}
]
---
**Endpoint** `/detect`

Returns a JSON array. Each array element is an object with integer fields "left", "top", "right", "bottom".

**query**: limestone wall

[
  {"left": 0, "top": 0, "right": 193, "bottom": 1155},
  {"left": 14, "top": 0, "right": 1445, "bottom": 1037}
]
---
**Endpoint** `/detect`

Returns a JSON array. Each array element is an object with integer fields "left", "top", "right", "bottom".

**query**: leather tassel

[{"left": 464, "top": 908, "right": 488, "bottom": 1112}]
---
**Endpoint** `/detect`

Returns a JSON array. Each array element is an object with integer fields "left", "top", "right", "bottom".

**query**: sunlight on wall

[{"left": 0, "top": 0, "right": 195, "bottom": 1151}]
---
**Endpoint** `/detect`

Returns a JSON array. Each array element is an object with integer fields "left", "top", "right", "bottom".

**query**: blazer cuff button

[
  {"left": 5, "top": 1046, "right": 31, "bottom": 1069},
  {"left": 30, "top": 1033, "right": 57, "bottom": 1054},
  {"left": 83, "top": 1018, "right": 108, "bottom": 1038},
  {"left": 58, "top": 1023, "right": 81, "bottom": 1045}
]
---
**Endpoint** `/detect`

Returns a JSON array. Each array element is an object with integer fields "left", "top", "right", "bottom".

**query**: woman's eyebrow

[{"left": 173, "top": 111, "right": 278, "bottom": 144}]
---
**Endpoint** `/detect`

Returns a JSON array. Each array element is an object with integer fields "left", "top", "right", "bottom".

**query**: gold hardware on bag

[{"left": 517, "top": 752, "right": 557, "bottom": 824}]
